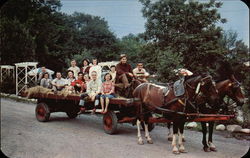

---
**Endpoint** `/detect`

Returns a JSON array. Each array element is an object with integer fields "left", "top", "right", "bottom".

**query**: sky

[{"left": 60, "top": 0, "right": 249, "bottom": 46}]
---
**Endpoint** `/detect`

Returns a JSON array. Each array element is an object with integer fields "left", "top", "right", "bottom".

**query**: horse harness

[{"left": 148, "top": 75, "right": 215, "bottom": 116}]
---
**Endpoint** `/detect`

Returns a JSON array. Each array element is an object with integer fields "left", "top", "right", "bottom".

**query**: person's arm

[
  {"left": 128, "top": 64, "right": 133, "bottom": 73},
  {"left": 82, "top": 82, "right": 87, "bottom": 92},
  {"left": 40, "top": 78, "right": 45, "bottom": 87},
  {"left": 96, "top": 81, "right": 102, "bottom": 94},
  {"left": 86, "top": 81, "right": 91, "bottom": 93},
  {"left": 110, "top": 82, "right": 115, "bottom": 94},
  {"left": 38, "top": 73, "right": 43, "bottom": 81},
  {"left": 51, "top": 79, "right": 56, "bottom": 86},
  {"left": 133, "top": 68, "right": 138, "bottom": 77},
  {"left": 115, "top": 64, "right": 125, "bottom": 75},
  {"left": 127, "top": 64, "right": 133, "bottom": 77},
  {"left": 144, "top": 69, "right": 150, "bottom": 77},
  {"left": 100, "top": 83, "right": 104, "bottom": 94},
  {"left": 49, "top": 73, "right": 52, "bottom": 80},
  {"left": 71, "top": 80, "right": 76, "bottom": 86}
]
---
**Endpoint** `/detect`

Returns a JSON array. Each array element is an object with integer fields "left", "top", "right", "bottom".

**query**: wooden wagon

[{"left": 21, "top": 92, "right": 234, "bottom": 134}]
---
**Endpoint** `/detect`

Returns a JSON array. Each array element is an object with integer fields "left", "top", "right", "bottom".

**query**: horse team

[{"left": 131, "top": 71, "right": 245, "bottom": 154}]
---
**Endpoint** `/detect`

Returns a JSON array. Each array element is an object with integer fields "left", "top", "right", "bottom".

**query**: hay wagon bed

[{"left": 21, "top": 92, "right": 234, "bottom": 134}]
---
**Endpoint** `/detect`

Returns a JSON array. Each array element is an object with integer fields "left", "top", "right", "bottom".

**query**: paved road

[{"left": 1, "top": 98, "right": 249, "bottom": 158}]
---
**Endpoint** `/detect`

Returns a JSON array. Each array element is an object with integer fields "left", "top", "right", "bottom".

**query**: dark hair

[
  {"left": 67, "top": 70, "right": 74, "bottom": 75},
  {"left": 104, "top": 73, "right": 112, "bottom": 81},
  {"left": 78, "top": 72, "right": 84, "bottom": 76},
  {"left": 77, "top": 72, "right": 84, "bottom": 81},
  {"left": 110, "top": 65, "right": 116, "bottom": 68},
  {"left": 42, "top": 72, "right": 49, "bottom": 78},
  {"left": 82, "top": 59, "right": 90, "bottom": 65},
  {"left": 92, "top": 58, "right": 98, "bottom": 65},
  {"left": 83, "top": 72, "right": 90, "bottom": 79}
]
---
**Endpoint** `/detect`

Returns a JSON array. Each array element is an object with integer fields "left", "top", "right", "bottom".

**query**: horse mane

[{"left": 216, "top": 59, "right": 234, "bottom": 81}]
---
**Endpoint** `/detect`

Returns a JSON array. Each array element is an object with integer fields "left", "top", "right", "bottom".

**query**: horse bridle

[
  {"left": 185, "top": 75, "right": 216, "bottom": 100},
  {"left": 184, "top": 75, "right": 218, "bottom": 112}
]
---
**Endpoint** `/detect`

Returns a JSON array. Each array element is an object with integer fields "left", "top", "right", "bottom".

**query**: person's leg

[
  {"left": 104, "top": 97, "right": 109, "bottom": 113},
  {"left": 100, "top": 95, "right": 105, "bottom": 113},
  {"left": 120, "top": 73, "right": 130, "bottom": 88},
  {"left": 92, "top": 94, "right": 100, "bottom": 114},
  {"left": 104, "top": 94, "right": 114, "bottom": 113},
  {"left": 78, "top": 93, "right": 88, "bottom": 114}
]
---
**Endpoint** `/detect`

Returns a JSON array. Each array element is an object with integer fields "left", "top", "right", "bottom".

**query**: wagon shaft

[{"left": 148, "top": 114, "right": 234, "bottom": 123}]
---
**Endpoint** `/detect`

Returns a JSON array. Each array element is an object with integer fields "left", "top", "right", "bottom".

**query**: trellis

[{"left": 15, "top": 62, "right": 38, "bottom": 95}]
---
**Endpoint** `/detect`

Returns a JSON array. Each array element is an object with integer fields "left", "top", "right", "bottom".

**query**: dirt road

[{"left": 1, "top": 98, "right": 249, "bottom": 158}]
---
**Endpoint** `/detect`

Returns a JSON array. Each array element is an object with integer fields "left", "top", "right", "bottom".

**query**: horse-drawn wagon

[
  {"left": 21, "top": 86, "right": 234, "bottom": 135},
  {"left": 21, "top": 90, "right": 143, "bottom": 134}
]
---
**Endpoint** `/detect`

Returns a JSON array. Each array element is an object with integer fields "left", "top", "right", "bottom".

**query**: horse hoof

[
  {"left": 179, "top": 149, "right": 188, "bottom": 153},
  {"left": 147, "top": 140, "right": 153, "bottom": 144},
  {"left": 138, "top": 141, "right": 144, "bottom": 145},
  {"left": 173, "top": 151, "right": 180, "bottom": 154},
  {"left": 210, "top": 147, "right": 217, "bottom": 152},
  {"left": 203, "top": 147, "right": 211, "bottom": 152}
]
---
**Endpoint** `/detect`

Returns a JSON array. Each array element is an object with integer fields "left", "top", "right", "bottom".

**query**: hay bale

[{"left": 25, "top": 86, "right": 53, "bottom": 98}]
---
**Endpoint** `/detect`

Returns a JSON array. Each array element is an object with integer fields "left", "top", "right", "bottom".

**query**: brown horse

[
  {"left": 133, "top": 74, "right": 219, "bottom": 154},
  {"left": 167, "top": 76, "right": 246, "bottom": 152},
  {"left": 200, "top": 77, "right": 245, "bottom": 152}
]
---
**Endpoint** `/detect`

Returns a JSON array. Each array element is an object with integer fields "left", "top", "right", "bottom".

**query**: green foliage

[
  {"left": 117, "top": 33, "right": 146, "bottom": 67},
  {"left": 139, "top": 0, "right": 226, "bottom": 75},
  {"left": 156, "top": 48, "right": 183, "bottom": 82},
  {"left": 0, "top": 17, "right": 36, "bottom": 64},
  {"left": 0, "top": 75, "right": 15, "bottom": 94},
  {"left": 0, "top": 0, "right": 118, "bottom": 72}
]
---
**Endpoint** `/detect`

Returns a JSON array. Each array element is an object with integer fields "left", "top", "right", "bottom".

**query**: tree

[
  {"left": 69, "top": 12, "right": 119, "bottom": 61},
  {"left": 0, "top": 1, "right": 119, "bottom": 71},
  {"left": 117, "top": 33, "right": 146, "bottom": 66},
  {"left": 139, "top": 0, "right": 227, "bottom": 76},
  {"left": 156, "top": 48, "right": 183, "bottom": 82}
]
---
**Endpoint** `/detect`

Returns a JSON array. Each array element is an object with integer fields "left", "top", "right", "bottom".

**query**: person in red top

[
  {"left": 100, "top": 73, "right": 115, "bottom": 114},
  {"left": 80, "top": 59, "right": 91, "bottom": 74},
  {"left": 71, "top": 72, "right": 86, "bottom": 93},
  {"left": 115, "top": 54, "right": 133, "bottom": 89}
]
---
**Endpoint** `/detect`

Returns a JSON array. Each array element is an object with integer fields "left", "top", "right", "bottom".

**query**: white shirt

[
  {"left": 109, "top": 71, "right": 116, "bottom": 82},
  {"left": 87, "top": 79, "right": 102, "bottom": 96},
  {"left": 52, "top": 78, "right": 67, "bottom": 86},
  {"left": 89, "top": 65, "right": 102, "bottom": 82},
  {"left": 68, "top": 66, "right": 80, "bottom": 79},
  {"left": 133, "top": 68, "right": 149, "bottom": 79}
]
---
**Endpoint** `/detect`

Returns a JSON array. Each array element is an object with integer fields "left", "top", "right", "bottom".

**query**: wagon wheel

[
  {"left": 66, "top": 110, "right": 78, "bottom": 119},
  {"left": 103, "top": 111, "right": 118, "bottom": 134},
  {"left": 66, "top": 107, "right": 78, "bottom": 119},
  {"left": 141, "top": 122, "right": 155, "bottom": 132},
  {"left": 35, "top": 102, "right": 50, "bottom": 122}
]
